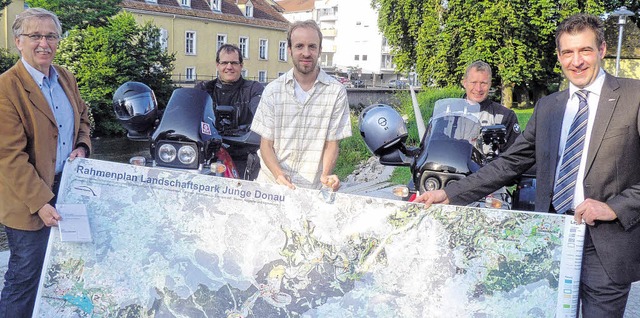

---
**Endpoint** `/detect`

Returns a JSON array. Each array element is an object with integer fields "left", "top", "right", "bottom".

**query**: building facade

[
  {"left": 123, "top": 0, "right": 291, "bottom": 84},
  {"left": 0, "top": 0, "right": 292, "bottom": 84},
  {"left": 275, "top": 0, "right": 406, "bottom": 87}
]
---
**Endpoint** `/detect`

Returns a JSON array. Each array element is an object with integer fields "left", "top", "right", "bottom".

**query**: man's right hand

[
  {"left": 38, "top": 203, "right": 61, "bottom": 227},
  {"left": 276, "top": 174, "right": 296, "bottom": 189},
  {"left": 411, "top": 190, "right": 450, "bottom": 207}
]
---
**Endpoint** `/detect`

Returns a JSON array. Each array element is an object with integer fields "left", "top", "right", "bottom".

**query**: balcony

[{"left": 321, "top": 28, "right": 337, "bottom": 37}]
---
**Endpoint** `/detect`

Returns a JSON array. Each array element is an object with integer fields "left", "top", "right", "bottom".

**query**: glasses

[
  {"left": 218, "top": 61, "right": 241, "bottom": 66},
  {"left": 20, "top": 33, "right": 60, "bottom": 43}
]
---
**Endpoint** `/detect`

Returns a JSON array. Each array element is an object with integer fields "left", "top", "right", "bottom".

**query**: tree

[
  {"left": 373, "top": 0, "right": 605, "bottom": 108},
  {"left": 55, "top": 12, "right": 175, "bottom": 136},
  {"left": 26, "top": 0, "right": 122, "bottom": 31},
  {"left": 0, "top": 48, "right": 19, "bottom": 73}
]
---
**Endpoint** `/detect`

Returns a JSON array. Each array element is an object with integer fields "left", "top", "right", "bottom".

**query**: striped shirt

[{"left": 251, "top": 68, "right": 352, "bottom": 189}]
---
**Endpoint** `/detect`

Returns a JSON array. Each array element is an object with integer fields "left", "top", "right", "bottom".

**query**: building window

[
  {"left": 239, "top": 37, "right": 249, "bottom": 59},
  {"left": 181, "top": 0, "right": 190, "bottom": 7},
  {"left": 159, "top": 28, "right": 168, "bottom": 52},
  {"left": 185, "top": 67, "right": 195, "bottom": 82},
  {"left": 217, "top": 34, "right": 227, "bottom": 52},
  {"left": 210, "top": 0, "right": 221, "bottom": 11},
  {"left": 185, "top": 31, "right": 196, "bottom": 55},
  {"left": 241, "top": 69, "right": 248, "bottom": 78},
  {"left": 354, "top": 55, "right": 359, "bottom": 61},
  {"left": 259, "top": 39, "right": 268, "bottom": 60},
  {"left": 278, "top": 41, "right": 287, "bottom": 61},
  {"left": 362, "top": 55, "right": 368, "bottom": 61},
  {"left": 258, "top": 71, "right": 267, "bottom": 83},
  {"left": 278, "top": 72, "right": 285, "bottom": 77},
  {"left": 245, "top": 3, "right": 254, "bottom": 17}
]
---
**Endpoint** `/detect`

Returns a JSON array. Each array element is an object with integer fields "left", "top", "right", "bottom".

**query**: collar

[
  {"left": 215, "top": 77, "right": 244, "bottom": 90},
  {"left": 569, "top": 68, "right": 605, "bottom": 98},
  {"left": 21, "top": 58, "right": 58, "bottom": 87},
  {"left": 284, "top": 67, "right": 331, "bottom": 86}
]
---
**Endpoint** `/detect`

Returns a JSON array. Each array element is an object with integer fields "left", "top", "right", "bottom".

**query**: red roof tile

[{"left": 275, "top": 0, "right": 314, "bottom": 12}]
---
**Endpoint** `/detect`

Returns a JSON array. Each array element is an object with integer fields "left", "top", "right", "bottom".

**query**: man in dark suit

[
  {"left": 414, "top": 13, "right": 640, "bottom": 317},
  {"left": 0, "top": 8, "right": 91, "bottom": 317}
]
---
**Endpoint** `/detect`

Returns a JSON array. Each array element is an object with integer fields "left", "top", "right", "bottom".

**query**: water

[{"left": 90, "top": 137, "right": 151, "bottom": 163}]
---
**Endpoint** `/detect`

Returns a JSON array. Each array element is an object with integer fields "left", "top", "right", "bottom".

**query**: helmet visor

[{"left": 113, "top": 92, "right": 156, "bottom": 120}]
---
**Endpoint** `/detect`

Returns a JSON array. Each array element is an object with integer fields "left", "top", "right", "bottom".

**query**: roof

[
  {"left": 275, "top": 0, "right": 314, "bottom": 12},
  {"left": 122, "top": 0, "right": 290, "bottom": 30}
]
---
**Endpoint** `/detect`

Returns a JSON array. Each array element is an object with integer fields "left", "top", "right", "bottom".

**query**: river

[{"left": 90, "top": 136, "right": 151, "bottom": 163}]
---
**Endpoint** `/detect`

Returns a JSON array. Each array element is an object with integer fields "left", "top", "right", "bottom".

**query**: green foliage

[
  {"left": 0, "top": 48, "right": 19, "bottom": 73},
  {"left": 55, "top": 12, "right": 176, "bottom": 136},
  {"left": 26, "top": 0, "right": 122, "bottom": 31},
  {"left": 335, "top": 113, "right": 371, "bottom": 180},
  {"left": 0, "top": 0, "right": 10, "bottom": 14},
  {"left": 372, "top": 0, "right": 605, "bottom": 100}
]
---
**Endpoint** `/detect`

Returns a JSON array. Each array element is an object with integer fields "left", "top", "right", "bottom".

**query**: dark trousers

[
  {"left": 0, "top": 173, "right": 60, "bottom": 317},
  {"left": 579, "top": 230, "right": 631, "bottom": 318},
  {"left": 0, "top": 226, "right": 51, "bottom": 318}
]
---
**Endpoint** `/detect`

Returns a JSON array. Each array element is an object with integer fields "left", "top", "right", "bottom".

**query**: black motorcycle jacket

[
  {"left": 474, "top": 98, "right": 521, "bottom": 155},
  {"left": 195, "top": 77, "right": 264, "bottom": 158}
]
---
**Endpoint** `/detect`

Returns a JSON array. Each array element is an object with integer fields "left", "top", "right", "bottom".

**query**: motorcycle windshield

[
  {"left": 425, "top": 98, "right": 482, "bottom": 146},
  {"left": 152, "top": 88, "right": 220, "bottom": 143}
]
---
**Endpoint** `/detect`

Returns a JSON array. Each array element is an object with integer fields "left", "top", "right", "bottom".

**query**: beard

[{"left": 293, "top": 58, "right": 318, "bottom": 75}]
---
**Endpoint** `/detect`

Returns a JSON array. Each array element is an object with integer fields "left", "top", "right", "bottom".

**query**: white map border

[{"left": 33, "top": 158, "right": 585, "bottom": 317}]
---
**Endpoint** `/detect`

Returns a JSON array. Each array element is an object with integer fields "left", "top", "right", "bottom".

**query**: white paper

[{"left": 56, "top": 203, "right": 92, "bottom": 242}]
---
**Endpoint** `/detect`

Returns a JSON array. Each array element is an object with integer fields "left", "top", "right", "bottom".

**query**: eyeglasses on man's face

[
  {"left": 218, "top": 61, "right": 241, "bottom": 66},
  {"left": 20, "top": 33, "right": 60, "bottom": 43}
]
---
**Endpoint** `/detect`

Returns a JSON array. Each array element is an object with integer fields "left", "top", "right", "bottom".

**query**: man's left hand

[
  {"left": 574, "top": 198, "right": 617, "bottom": 226},
  {"left": 321, "top": 174, "right": 340, "bottom": 191},
  {"left": 68, "top": 146, "right": 87, "bottom": 160}
]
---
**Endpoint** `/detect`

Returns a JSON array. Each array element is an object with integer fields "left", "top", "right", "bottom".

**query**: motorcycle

[
  {"left": 113, "top": 82, "right": 260, "bottom": 179},
  {"left": 359, "top": 98, "right": 535, "bottom": 210}
]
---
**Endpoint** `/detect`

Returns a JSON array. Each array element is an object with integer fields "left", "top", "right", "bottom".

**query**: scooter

[
  {"left": 113, "top": 82, "right": 260, "bottom": 179},
  {"left": 359, "top": 98, "right": 535, "bottom": 210}
]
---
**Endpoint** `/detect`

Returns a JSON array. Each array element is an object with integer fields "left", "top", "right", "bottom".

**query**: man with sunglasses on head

[
  {"left": 196, "top": 44, "right": 264, "bottom": 180},
  {"left": 0, "top": 8, "right": 91, "bottom": 317}
]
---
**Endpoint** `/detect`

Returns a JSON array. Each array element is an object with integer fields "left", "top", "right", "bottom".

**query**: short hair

[
  {"left": 555, "top": 13, "right": 605, "bottom": 50},
  {"left": 287, "top": 20, "right": 322, "bottom": 49},
  {"left": 463, "top": 60, "right": 492, "bottom": 80},
  {"left": 12, "top": 8, "right": 62, "bottom": 39},
  {"left": 216, "top": 43, "right": 243, "bottom": 64}
]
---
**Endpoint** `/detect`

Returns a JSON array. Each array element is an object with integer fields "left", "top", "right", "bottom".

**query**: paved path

[{"left": 0, "top": 164, "right": 637, "bottom": 315}]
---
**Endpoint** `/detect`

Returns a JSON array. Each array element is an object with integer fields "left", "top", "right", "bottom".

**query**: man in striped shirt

[{"left": 251, "top": 20, "right": 352, "bottom": 190}]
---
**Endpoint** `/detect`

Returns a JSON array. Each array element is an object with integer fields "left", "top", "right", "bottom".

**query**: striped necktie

[{"left": 552, "top": 90, "right": 589, "bottom": 214}]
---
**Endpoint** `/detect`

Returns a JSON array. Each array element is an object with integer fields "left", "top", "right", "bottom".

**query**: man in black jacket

[
  {"left": 196, "top": 44, "right": 264, "bottom": 180},
  {"left": 462, "top": 60, "right": 521, "bottom": 155}
]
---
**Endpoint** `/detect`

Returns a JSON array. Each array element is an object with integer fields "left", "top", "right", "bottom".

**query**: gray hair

[
  {"left": 12, "top": 8, "right": 62, "bottom": 38},
  {"left": 463, "top": 60, "right": 492, "bottom": 80}
]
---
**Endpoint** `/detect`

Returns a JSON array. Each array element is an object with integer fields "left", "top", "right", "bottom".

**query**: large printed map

[{"left": 34, "top": 158, "right": 584, "bottom": 317}]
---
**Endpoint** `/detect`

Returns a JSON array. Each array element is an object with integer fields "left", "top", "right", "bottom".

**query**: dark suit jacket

[
  {"left": 0, "top": 60, "right": 91, "bottom": 231},
  {"left": 445, "top": 73, "right": 640, "bottom": 285}
]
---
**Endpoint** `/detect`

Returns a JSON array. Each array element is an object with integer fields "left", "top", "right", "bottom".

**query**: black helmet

[
  {"left": 359, "top": 104, "right": 408, "bottom": 155},
  {"left": 113, "top": 81, "right": 158, "bottom": 137}
]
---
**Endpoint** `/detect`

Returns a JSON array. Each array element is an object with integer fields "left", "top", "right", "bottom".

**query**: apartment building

[
  {"left": 0, "top": 0, "right": 292, "bottom": 84},
  {"left": 275, "top": 0, "right": 406, "bottom": 87},
  {"left": 123, "top": 0, "right": 291, "bottom": 83}
]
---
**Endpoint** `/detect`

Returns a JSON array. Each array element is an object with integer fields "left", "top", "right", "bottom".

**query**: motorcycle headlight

[
  {"left": 424, "top": 177, "right": 441, "bottom": 191},
  {"left": 154, "top": 140, "right": 200, "bottom": 169},
  {"left": 178, "top": 145, "right": 197, "bottom": 164},
  {"left": 158, "top": 144, "right": 177, "bottom": 163}
]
